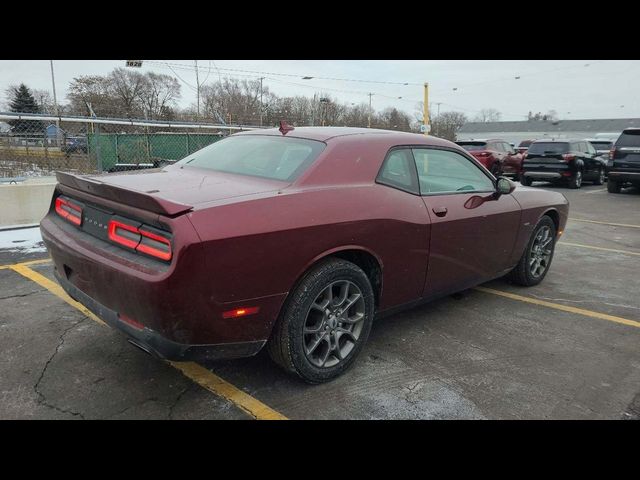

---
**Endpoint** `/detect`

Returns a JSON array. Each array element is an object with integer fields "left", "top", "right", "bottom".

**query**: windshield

[
  {"left": 527, "top": 142, "right": 569, "bottom": 154},
  {"left": 178, "top": 135, "right": 326, "bottom": 182},
  {"left": 456, "top": 142, "right": 487, "bottom": 151}
]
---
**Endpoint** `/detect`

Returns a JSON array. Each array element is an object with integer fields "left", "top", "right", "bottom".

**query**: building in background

[{"left": 456, "top": 118, "right": 640, "bottom": 145}]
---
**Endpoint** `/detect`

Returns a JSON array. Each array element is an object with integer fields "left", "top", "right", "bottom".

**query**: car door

[
  {"left": 411, "top": 147, "right": 521, "bottom": 297},
  {"left": 584, "top": 141, "right": 603, "bottom": 176}
]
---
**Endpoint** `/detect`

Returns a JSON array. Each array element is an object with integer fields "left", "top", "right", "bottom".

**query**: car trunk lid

[{"left": 56, "top": 165, "right": 287, "bottom": 216}]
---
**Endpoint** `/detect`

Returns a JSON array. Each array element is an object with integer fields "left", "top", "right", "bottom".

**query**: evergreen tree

[{"left": 7, "top": 83, "right": 44, "bottom": 133}]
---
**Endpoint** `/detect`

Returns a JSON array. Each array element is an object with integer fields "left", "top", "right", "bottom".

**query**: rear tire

[
  {"left": 507, "top": 215, "right": 556, "bottom": 287},
  {"left": 593, "top": 168, "right": 605, "bottom": 185},
  {"left": 608, "top": 179, "right": 622, "bottom": 193},
  {"left": 267, "top": 258, "right": 375, "bottom": 384},
  {"left": 568, "top": 169, "right": 583, "bottom": 189}
]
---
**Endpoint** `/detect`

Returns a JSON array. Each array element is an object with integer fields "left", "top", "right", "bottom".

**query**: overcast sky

[{"left": 1, "top": 60, "right": 638, "bottom": 122}]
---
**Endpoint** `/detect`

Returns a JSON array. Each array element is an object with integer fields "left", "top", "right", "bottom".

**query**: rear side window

[
  {"left": 616, "top": 130, "right": 640, "bottom": 147},
  {"left": 178, "top": 135, "right": 326, "bottom": 182},
  {"left": 528, "top": 142, "right": 569, "bottom": 154},
  {"left": 376, "top": 149, "right": 419, "bottom": 194},
  {"left": 456, "top": 142, "right": 487, "bottom": 151}
]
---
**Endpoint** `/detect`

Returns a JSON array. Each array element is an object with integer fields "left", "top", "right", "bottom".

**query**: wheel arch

[
  {"left": 291, "top": 246, "right": 384, "bottom": 308},
  {"left": 541, "top": 208, "right": 559, "bottom": 231}
]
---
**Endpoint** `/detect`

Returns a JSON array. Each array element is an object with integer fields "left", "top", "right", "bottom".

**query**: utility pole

[
  {"left": 423, "top": 83, "right": 430, "bottom": 136},
  {"left": 49, "top": 60, "right": 61, "bottom": 147},
  {"left": 368, "top": 93, "right": 373, "bottom": 128},
  {"left": 194, "top": 60, "right": 200, "bottom": 120},
  {"left": 259, "top": 77, "right": 265, "bottom": 127},
  {"left": 436, "top": 102, "right": 442, "bottom": 118}
]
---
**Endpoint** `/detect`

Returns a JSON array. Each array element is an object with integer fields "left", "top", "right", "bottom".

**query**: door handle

[{"left": 432, "top": 206, "right": 448, "bottom": 217}]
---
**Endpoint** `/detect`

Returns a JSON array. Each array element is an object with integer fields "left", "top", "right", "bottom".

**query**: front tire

[
  {"left": 608, "top": 179, "right": 622, "bottom": 193},
  {"left": 507, "top": 215, "right": 557, "bottom": 287},
  {"left": 520, "top": 175, "right": 533, "bottom": 186},
  {"left": 267, "top": 258, "right": 375, "bottom": 384}
]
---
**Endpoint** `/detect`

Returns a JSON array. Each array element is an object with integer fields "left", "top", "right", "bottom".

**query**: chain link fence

[{"left": 0, "top": 113, "right": 257, "bottom": 180}]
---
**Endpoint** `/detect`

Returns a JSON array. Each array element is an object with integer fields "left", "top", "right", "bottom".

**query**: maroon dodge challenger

[{"left": 40, "top": 126, "right": 569, "bottom": 383}]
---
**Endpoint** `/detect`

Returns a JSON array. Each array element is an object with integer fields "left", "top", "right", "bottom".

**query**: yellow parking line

[
  {"left": 570, "top": 218, "right": 640, "bottom": 229},
  {"left": 8, "top": 261, "right": 287, "bottom": 420},
  {"left": 10, "top": 263, "right": 106, "bottom": 325},
  {"left": 169, "top": 361, "right": 288, "bottom": 420},
  {"left": 558, "top": 241, "right": 640, "bottom": 257},
  {"left": 475, "top": 286, "right": 640, "bottom": 329},
  {"left": 0, "top": 258, "right": 51, "bottom": 270}
]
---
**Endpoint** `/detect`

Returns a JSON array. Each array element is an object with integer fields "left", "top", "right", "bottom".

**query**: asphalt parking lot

[{"left": 1, "top": 182, "right": 639, "bottom": 420}]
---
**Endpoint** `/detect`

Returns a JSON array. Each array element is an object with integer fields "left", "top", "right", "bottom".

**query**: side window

[
  {"left": 491, "top": 142, "right": 503, "bottom": 152},
  {"left": 504, "top": 143, "right": 515, "bottom": 154},
  {"left": 412, "top": 148, "right": 495, "bottom": 195},
  {"left": 586, "top": 142, "right": 596, "bottom": 155},
  {"left": 376, "top": 148, "right": 419, "bottom": 194}
]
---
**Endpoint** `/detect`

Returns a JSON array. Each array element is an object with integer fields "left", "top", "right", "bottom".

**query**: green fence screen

[{"left": 88, "top": 133, "right": 223, "bottom": 171}]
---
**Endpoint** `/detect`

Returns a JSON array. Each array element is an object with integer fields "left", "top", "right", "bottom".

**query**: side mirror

[{"left": 496, "top": 177, "right": 516, "bottom": 195}]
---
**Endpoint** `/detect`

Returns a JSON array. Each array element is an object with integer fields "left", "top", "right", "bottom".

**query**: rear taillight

[
  {"left": 562, "top": 154, "right": 576, "bottom": 162},
  {"left": 609, "top": 147, "right": 617, "bottom": 160},
  {"left": 523, "top": 152, "right": 528, "bottom": 159},
  {"left": 108, "top": 219, "right": 141, "bottom": 249},
  {"left": 55, "top": 196, "right": 82, "bottom": 226},
  {"left": 107, "top": 219, "right": 172, "bottom": 261}
]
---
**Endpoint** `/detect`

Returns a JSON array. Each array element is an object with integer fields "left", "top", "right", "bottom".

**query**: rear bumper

[
  {"left": 608, "top": 171, "right": 640, "bottom": 183},
  {"left": 55, "top": 269, "right": 265, "bottom": 361},
  {"left": 522, "top": 171, "right": 563, "bottom": 179}
]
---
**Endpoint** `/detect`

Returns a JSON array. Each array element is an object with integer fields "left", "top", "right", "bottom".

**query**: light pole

[
  {"left": 259, "top": 77, "right": 265, "bottom": 127},
  {"left": 368, "top": 93, "right": 373, "bottom": 128},
  {"left": 49, "top": 60, "right": 61, "bottom": 147}
]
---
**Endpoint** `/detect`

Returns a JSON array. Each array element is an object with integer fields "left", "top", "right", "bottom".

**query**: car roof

[
  {"left": 622, "top": 127, "right": 640, "bottom": 133},
  {"left": 233, "top": 126, "right": 454, "bottom": 147},
  {"left": 456, "top": 138, "right": 507, "bottom": 143}
]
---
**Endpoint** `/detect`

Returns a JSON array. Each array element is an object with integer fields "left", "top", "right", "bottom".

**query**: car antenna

[{"left": 279, "top": 121, "right": 295, "bottom": 135}]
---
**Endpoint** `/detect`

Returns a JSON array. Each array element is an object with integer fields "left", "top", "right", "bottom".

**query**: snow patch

[{"left": 0, "top": 227, "right": 46, "bottom": 253}]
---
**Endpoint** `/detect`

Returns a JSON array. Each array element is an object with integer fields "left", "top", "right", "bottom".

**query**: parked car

[
  {"left": 585, "top": 138, "right": 614, "bottom": 157},
  {"left": 520, "top": 139, "right": 607, "bottom": 189},
  {"left": 455, "top": 139, "right": 524, "bottom": 177},
  {"left": 516, "top": 140, "right": 535, "bottom": 155},
  {"left": 607, "top": 128, "right": 640, "bottom": 193},
  {"left": 62, "top": 136, "right": 88, "bottom": 154},
  {"left": 40, "top": 126, "right": 569, "bottom": 383}
]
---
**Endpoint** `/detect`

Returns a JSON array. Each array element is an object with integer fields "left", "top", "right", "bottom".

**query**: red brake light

[
  {"left": 55, "top": 196, "right": 82, "bottom": 225},
  {"left": 222, "top": 306, "right": 260, "bottom": 319},
  {"left": 107, "top": 219, "right": 172, "bottom": 261},
  {"left": 609, "top": 147, "right": 617, "bottom": 160},
  {"left": 137, "top": 228, "right": 172, "bottom": 261},
  {"left": 108, "top": 219, "right": 141, "bottom": 249}
]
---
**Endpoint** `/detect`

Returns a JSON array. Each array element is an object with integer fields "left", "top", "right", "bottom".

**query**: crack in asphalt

[
  {"left": 33, "top": 316, "right": 88, "bottom": 420},
  {"left": 0, "top": 289, "right": 45, "bottom": 301},
  {"left": 108, "top": 397, "right": 159, "bottom": 419},
  {"left": 168, "top": 385, "right": 192, "bottom": 420}
]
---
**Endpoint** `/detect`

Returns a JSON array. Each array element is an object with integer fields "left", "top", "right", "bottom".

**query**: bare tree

[
  {"left": 139, "top": 72, "right": 181, "bottom": 120},
  {"left": 201, "top": 78, "right": 264, "bottom": 125},
  {"left": 473, "top": 108, "right": 501, "bottom": 123},
  {"left": 374, "top": 107, "right": 412, "bottom": 131},
  {"left": 107, "top": 68, "right": 147, "bottom": 118},
  {"left": 431, "top": 111, "right": 468, "bottom": 140},
  {"left": 66, "top": 75, "right": 116, "bottom": 116}
]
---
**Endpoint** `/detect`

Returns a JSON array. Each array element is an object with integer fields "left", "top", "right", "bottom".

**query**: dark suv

[
  {"left": 607, "top": 128, "right": 640, "bottom": 193},
  {"left": 521, "top": 139, "right": 606, "bottom": 189},
  {"left": 455, "top": 139, "right": 523, "bottom": 177}
]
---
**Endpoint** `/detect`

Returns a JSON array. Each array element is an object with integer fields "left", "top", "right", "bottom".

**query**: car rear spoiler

[{"left": 56, "top": 171, "right": 193, "bottom": 216}]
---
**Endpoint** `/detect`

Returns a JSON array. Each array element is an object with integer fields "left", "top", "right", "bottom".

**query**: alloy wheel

[
  {"left": 529, "top": 226, "right": 553, "bottom": 278},
  {"left": 303, "top": 280, "right": 365, "bottom": 368}
]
